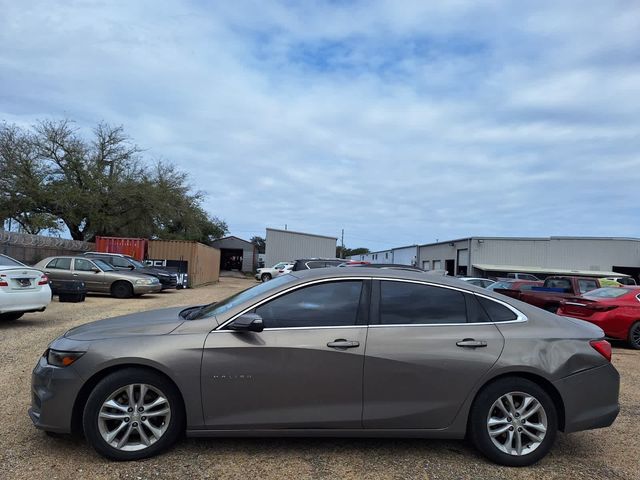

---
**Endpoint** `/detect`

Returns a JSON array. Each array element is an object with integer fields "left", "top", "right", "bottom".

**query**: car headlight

[
  {"left": 46, "top": 349, "right": 85, "bottom": 367},
  {"left": 135, "top": 278, "right": 159, "bottom": 285}
]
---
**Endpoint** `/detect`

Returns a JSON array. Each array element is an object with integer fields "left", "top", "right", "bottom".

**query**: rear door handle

[
  {"left": 456, "top": 338, "right": 488, "bottom": 348},
  {"left": 327, "top": 339, "right": 360, "bottom": 349}
]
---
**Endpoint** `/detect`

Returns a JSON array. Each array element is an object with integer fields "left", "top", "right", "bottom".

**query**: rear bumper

[
  {"left": 0, "top": 287, "right": 51, "bottom": 314},
  {"left": 29, "top": 355, "right": 83, "bottom": 433},
  {"left": 554, "top": 363, "right": 620, "bottom": 433}
]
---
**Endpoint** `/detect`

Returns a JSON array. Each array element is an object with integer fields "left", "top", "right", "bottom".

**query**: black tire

[
  {"left": 82, "top": 368, "right": 184, "bottom": 461},
  {"left": 469, "top": 377, "right": 558, "bottom": 467},
  {"left": 111, "top": 281, "right": 133, "bottom": 299},
  {"left": 261, "top": 273, "right": 272, "bottom": 282},
  {"left": 628, "top": 321, "right": 640, "bottom": 350},
  {"left": 0, "top": 312, "right": 24, "bottom": 321}
]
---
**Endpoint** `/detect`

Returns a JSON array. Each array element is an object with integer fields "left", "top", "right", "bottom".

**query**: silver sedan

[{"left": 30, "top": 268, "right": 619, "bottom": 466}]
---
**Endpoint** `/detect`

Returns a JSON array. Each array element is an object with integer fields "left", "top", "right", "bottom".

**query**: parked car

[
  {"left": 602, "top": 276, "right": 636, "bottom": 286},
  {"left": 0, "top": 254, "right": 51, "bottom": 320},
  {"left": 493, "top": 276, "right": 601, "bottom": 313},
  {"left": 291, "top": 258, "right": 345, "bottom": 271},
  {"left": 83, "top": 252, "right": 178, "bottom": 290},
  {"left": 558, "top": 287, "right": 640, "bottom": 349},
  {"left": 34, "top": 256, "right": 161, "bottom": 298},
  {"left": 31, "top": 268, "right": 619, "bottom": 466},
  {"left": 507, "top": 273, "right": 541, "bottom": 281},
  {"left": 459, "top": 277, "right": 496, "bottom": 288},
  {"left": 255, "top": 262, "right": 293, "bottom": 282},
  {"left": 487, "top": 279, "right": 543, "bottom": 292}
]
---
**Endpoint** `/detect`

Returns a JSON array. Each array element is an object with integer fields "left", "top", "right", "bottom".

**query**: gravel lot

[{"left": 1, "top": 276, "right": 638, "bottom": 479}]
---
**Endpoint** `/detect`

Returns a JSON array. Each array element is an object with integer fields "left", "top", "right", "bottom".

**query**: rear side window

[
  {"left": 46, "top": 258, "right": 71, "bottom": 270},
  {"left": 111, "top": 256, "right": 132, "bottom": 268},
  {"left": 578, "top": 279, "right": 599, "bottom": 294},
  {"left": 255, "top": 281, "right": 363, "bottom": 328},
  {"left": 477, "top": 296, "right": 518, "bottom": 322},
  {"left": 306, "top": 261, "right": 325, "bottom": 269},
  {"left": 379, "top": 281, "right": 467, "bottom": 325}
]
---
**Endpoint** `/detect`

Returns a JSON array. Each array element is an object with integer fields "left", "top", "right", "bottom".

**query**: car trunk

[{"left": 0, "top": 268, "right": 45, "bottom": 293}]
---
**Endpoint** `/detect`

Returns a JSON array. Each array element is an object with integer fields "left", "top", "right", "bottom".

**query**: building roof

[
  {"left": 266, "top": 228, "right": 337, "bottom": 241},
  {"left": 420, "top": 236, "right": 640, "bottom": 248},
  {"left": 473, "top": 263, "right": 630, "bottom": 278},
  {"left": 211, "top": 236, "right": 255, "bottom": 248}
]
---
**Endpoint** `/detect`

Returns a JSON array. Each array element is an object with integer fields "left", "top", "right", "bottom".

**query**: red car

[{"left": 558, "top": 287, "right": 640, "bottom": 349}]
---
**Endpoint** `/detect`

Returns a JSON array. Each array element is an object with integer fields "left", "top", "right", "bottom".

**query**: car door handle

[
  {"left": 456, "top": 338, "right": 488, "bottom": 348},
  {"left": 327, "top": 339, "right": 360, "bottom": 349}
]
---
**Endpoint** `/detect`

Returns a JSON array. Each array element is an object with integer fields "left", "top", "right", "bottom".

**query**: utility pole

[
  {"left": 341, "top": 229, "right": 345, "bottom": 258},
  {"left": 284, "top": 224, "right": 287, "bottom": 230}
]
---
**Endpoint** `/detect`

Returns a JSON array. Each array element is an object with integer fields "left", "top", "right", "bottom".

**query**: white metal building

[
  {"left": 350, "top": 245, "right": 418, "bottom": 266},
  {"left": 418, "top": 237, "right": 640, "bottom": 279},
  {"left": 265, "top": 228, "right": 338, "bottom": 267}
]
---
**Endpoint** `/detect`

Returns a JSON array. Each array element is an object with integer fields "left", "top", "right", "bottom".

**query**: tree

[
  {"left": 336, "top": 246, "right": 370, "bottom": 258},
  {"left": 250, "top": 236, "right": 266, "bottom": 254},
  {"left": 0, "top": 119, "right": 227, "bottom": 243}
]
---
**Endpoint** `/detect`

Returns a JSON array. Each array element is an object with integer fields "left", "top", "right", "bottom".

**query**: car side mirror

[
  {"left": 128, "top": 265, "right": 135, "bottom": 270},
  {"left": 227, "top": 313, "right": 264, "bottom": 332},
  {"left": 92, "top": 267, "right": 100, "bottom": 273}
]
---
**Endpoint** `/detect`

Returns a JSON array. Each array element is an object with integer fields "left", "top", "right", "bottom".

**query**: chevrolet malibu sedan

[{"left": 30, "top": 268, "right": 619, "bottom": 466}]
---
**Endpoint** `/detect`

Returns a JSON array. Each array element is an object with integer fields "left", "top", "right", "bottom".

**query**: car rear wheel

[
  {"left": 261, "top": 273, "right": 272, "bottom": 282},
  {"left": 111, "top": 281, "right": 133, "bottom": 299},
  {"left": 469, "top": 377, "right": 557, "bottom": 467},
  {"left": 82, "top": 368, "right": 184, "bottom": 461},
  {"left": 0, "top": 312, "right": 24, "bottom": 321},
  {"left": 628, "top": 322, "right": 640, "bottom": 350}
]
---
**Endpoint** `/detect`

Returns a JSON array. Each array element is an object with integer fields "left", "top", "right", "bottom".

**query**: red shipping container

[{"left": 94, "top": 236, "right": 148, "bottom": 261}]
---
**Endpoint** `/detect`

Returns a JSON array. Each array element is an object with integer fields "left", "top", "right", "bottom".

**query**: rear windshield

[
  {"left": 583, "top": 288, "right": 630, "bottom": 299},
  {"left": 0, "top": 255, "right": 24, "bottom": 267}
]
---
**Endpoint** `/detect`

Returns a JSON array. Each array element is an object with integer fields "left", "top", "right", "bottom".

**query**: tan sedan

[{"left": 35, "top": 256, "right": 162, "bottom": 298}]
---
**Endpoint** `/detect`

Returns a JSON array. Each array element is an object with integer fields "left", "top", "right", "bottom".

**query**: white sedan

[
  {"left": 255, "top": 262, "right": 293, "bottom": 282},
  {"left": 0, "top": 254, "right": 51, "bottom": 321}
]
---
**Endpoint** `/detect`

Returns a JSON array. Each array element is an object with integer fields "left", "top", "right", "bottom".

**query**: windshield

[
  {"left": 195, "top": 274, "right": 296, "bottom": 319},
  {"left": 0, "top": 255, "right": 25, "bottom": 267},
  {"left": 487, "top": 281, "right": 511, "bottom": 290},
  {"left": 93, "top": 259, "right": 115, "bottom": 271},
  {"left": 584, "top": 288, "right": 630, "bottom": 299}
]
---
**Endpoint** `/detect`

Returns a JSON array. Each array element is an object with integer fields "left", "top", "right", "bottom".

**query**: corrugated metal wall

[
  {"left": 472, "top": 239, "right": 549, "bottom": 267},
  {"left": 265, "top": 228, "right": 337, "bottom": 266},
  {"left": 392, "top": 246, "right": 418, "bottom": 265},
  {"left": 148, "top": 240, "right": 220, "bottom": 287},
  {"left": 210, "top": 236, "right": 257, "bottom": 272}
]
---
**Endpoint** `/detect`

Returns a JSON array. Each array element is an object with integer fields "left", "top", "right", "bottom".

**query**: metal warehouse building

[
  {"left": 351, "top": 245, "right": 419, "bottom": 266},
  {"left": 418, "top": 236, "right": 640, "bottom": 279},
  {"left": 210, "top": 236, "right": 257, "bottom": 273},
  {"left": 265, "top": 228, "right": 337, "bottom": 267}
]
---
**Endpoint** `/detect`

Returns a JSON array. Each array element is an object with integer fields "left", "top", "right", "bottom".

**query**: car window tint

[
  {"left": 0, "top": 255, "right": 24, "bottom": 266},
  {"left": 47, "top": 258, "right": 71, "bottom": 270},
  {"left": 578, "top": 279, "right": 599, "bottom": 294},
  {"left": 74, "top": 258, "right": 95, "bottom": 271},
  {"left": 109, "top": 257, "right": 131, "bottom": 268},
  {"left": 255, "top": 281, "right": 363, "bottom": 328},
  {"left": 379, "top": 281, "right": 467, "bottom": 325},
  {"left": 306, "top": 261, "right": 324, "bottom": 269},
  {"left": 477, "top": 296, "right": 518, "bottom": 322}
]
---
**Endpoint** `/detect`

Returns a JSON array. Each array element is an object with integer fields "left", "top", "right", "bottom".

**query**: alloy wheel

[
  {"left": 486, "top": 391, "right": 548, "bottom": 456},
  {"left": 98, "top": 383, "right": 171, "bottom": 451},
  {"left": 631, "top": 323, "right": 640, "bottom": 348}
]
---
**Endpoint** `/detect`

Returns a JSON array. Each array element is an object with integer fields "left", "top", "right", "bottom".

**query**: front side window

[
  {"left": 111, "top": 256, "right": 133, "bottom": 268},
  {"left": 74, "top": 258, "right": 96, "bottom": 271},
  {"left": 379, "top": 281, "right": 467, "bottom": 325},
  {"left": 255, "top": 281, "right": 363, "bottom": 328},
  {"left": 46, "top": 258, "right": 71, "bottom": 270}
]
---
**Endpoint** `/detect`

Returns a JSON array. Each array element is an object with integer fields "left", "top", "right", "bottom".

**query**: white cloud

[{"left": 1, "top": 0, "right": 639, "bottom": 249}]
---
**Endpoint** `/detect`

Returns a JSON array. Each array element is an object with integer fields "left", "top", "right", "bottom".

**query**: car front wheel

[
  {"left": 469, "top": 377, "right": 557, "bottom": 467},
  {"left": 82, "top": 368, "right": 184, "bottom": 460},
  {"left": 111, "top": 281, "right": 133, "bottom": 299},
  {"left": 628, "top": 321, "right": 640, "bottom": 350}
]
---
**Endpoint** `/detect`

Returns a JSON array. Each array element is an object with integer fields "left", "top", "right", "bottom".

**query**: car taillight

[
  {"left": 0, "top": 275, "right": 7, "bottom": 287},
  {"left": 585, "top": 304, "right": 618, "bottom": 312},
  {"left": 590, "top": 339, "right": 612, "bottom": 362},
  {"left": 38, "top": 274, "right": 49, "bottom": 285}
]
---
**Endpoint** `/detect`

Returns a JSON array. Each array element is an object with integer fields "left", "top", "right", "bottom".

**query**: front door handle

[
  {"left": 327, "top": 339, "right": 360, "bottom": 349},
  {"left": 456, "top": 338, "right": 488, "bottom": 348}
]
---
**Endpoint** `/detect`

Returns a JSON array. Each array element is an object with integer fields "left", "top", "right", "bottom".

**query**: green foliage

[
  {"left": 336, "top": 246, "right": 370, "bottom": 258},
  {"left": 250, "top": 236, "right": 266, "bottom": 254},
  {"left": 0, "top": 119, "right": 227, "bottom": 242}
]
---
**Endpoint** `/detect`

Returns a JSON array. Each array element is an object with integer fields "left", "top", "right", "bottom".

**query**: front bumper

[
  {"left": 554, "top": 363, "right": 620, "bottom": 433},
  {"left": 132, "top": 283, "right": 162, "bottom": 294},
  {"left": 29, "top": 355, "right": 83, "bottom": 433},
  {"left": 159, "top": 277, "right": 178, "bottom": 289}
]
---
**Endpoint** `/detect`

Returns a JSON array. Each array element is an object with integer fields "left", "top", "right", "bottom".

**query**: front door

[
  {"left": 363, "top": 279, "right": 505, "bottom": 429},
  {"left": 72, "top": 258, "right": 105, "bottom": 291},
  {"left": 201, "top": 279, "right": 369, "bottom": 429}
]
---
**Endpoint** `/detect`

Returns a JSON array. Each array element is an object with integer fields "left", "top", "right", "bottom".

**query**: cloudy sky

[{"left": 1, "top": 1, "right": 639, "bottom": 250}]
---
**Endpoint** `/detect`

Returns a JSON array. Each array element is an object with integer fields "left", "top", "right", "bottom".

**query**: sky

[{"left": 1, "top": 0, "right": 639, "bottom": 251}]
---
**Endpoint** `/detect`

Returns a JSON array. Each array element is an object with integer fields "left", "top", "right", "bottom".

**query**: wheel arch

[
  {"left": 468, "top": 371, "right": 566, "bottom": 432},
  {"left": 71, "top": 363, "right": 186, "bottom": 436}
]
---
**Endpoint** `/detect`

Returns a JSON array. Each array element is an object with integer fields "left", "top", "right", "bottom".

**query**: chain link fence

[{"left": 0, "top": 230, "right": 94, "bottom": 265}]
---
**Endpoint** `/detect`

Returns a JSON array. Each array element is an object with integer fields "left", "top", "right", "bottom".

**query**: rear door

[
  {"left": 363, "top": 279, "right": 505, "bottom": 429},
  {"left": 201, "top": 279, "right": 369, "bottom": 429},
  {"left": 42, "top": 258, "right": 73, "bottom": 281}
]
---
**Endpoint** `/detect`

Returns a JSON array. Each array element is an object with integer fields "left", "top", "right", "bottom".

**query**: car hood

[{"left": 64, "top": 306, "right": 186, "bottom": 341}]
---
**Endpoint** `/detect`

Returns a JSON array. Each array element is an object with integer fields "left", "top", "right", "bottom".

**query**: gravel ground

[{"left": 0, "top": 276, "right": 638, "bottom": 479}]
